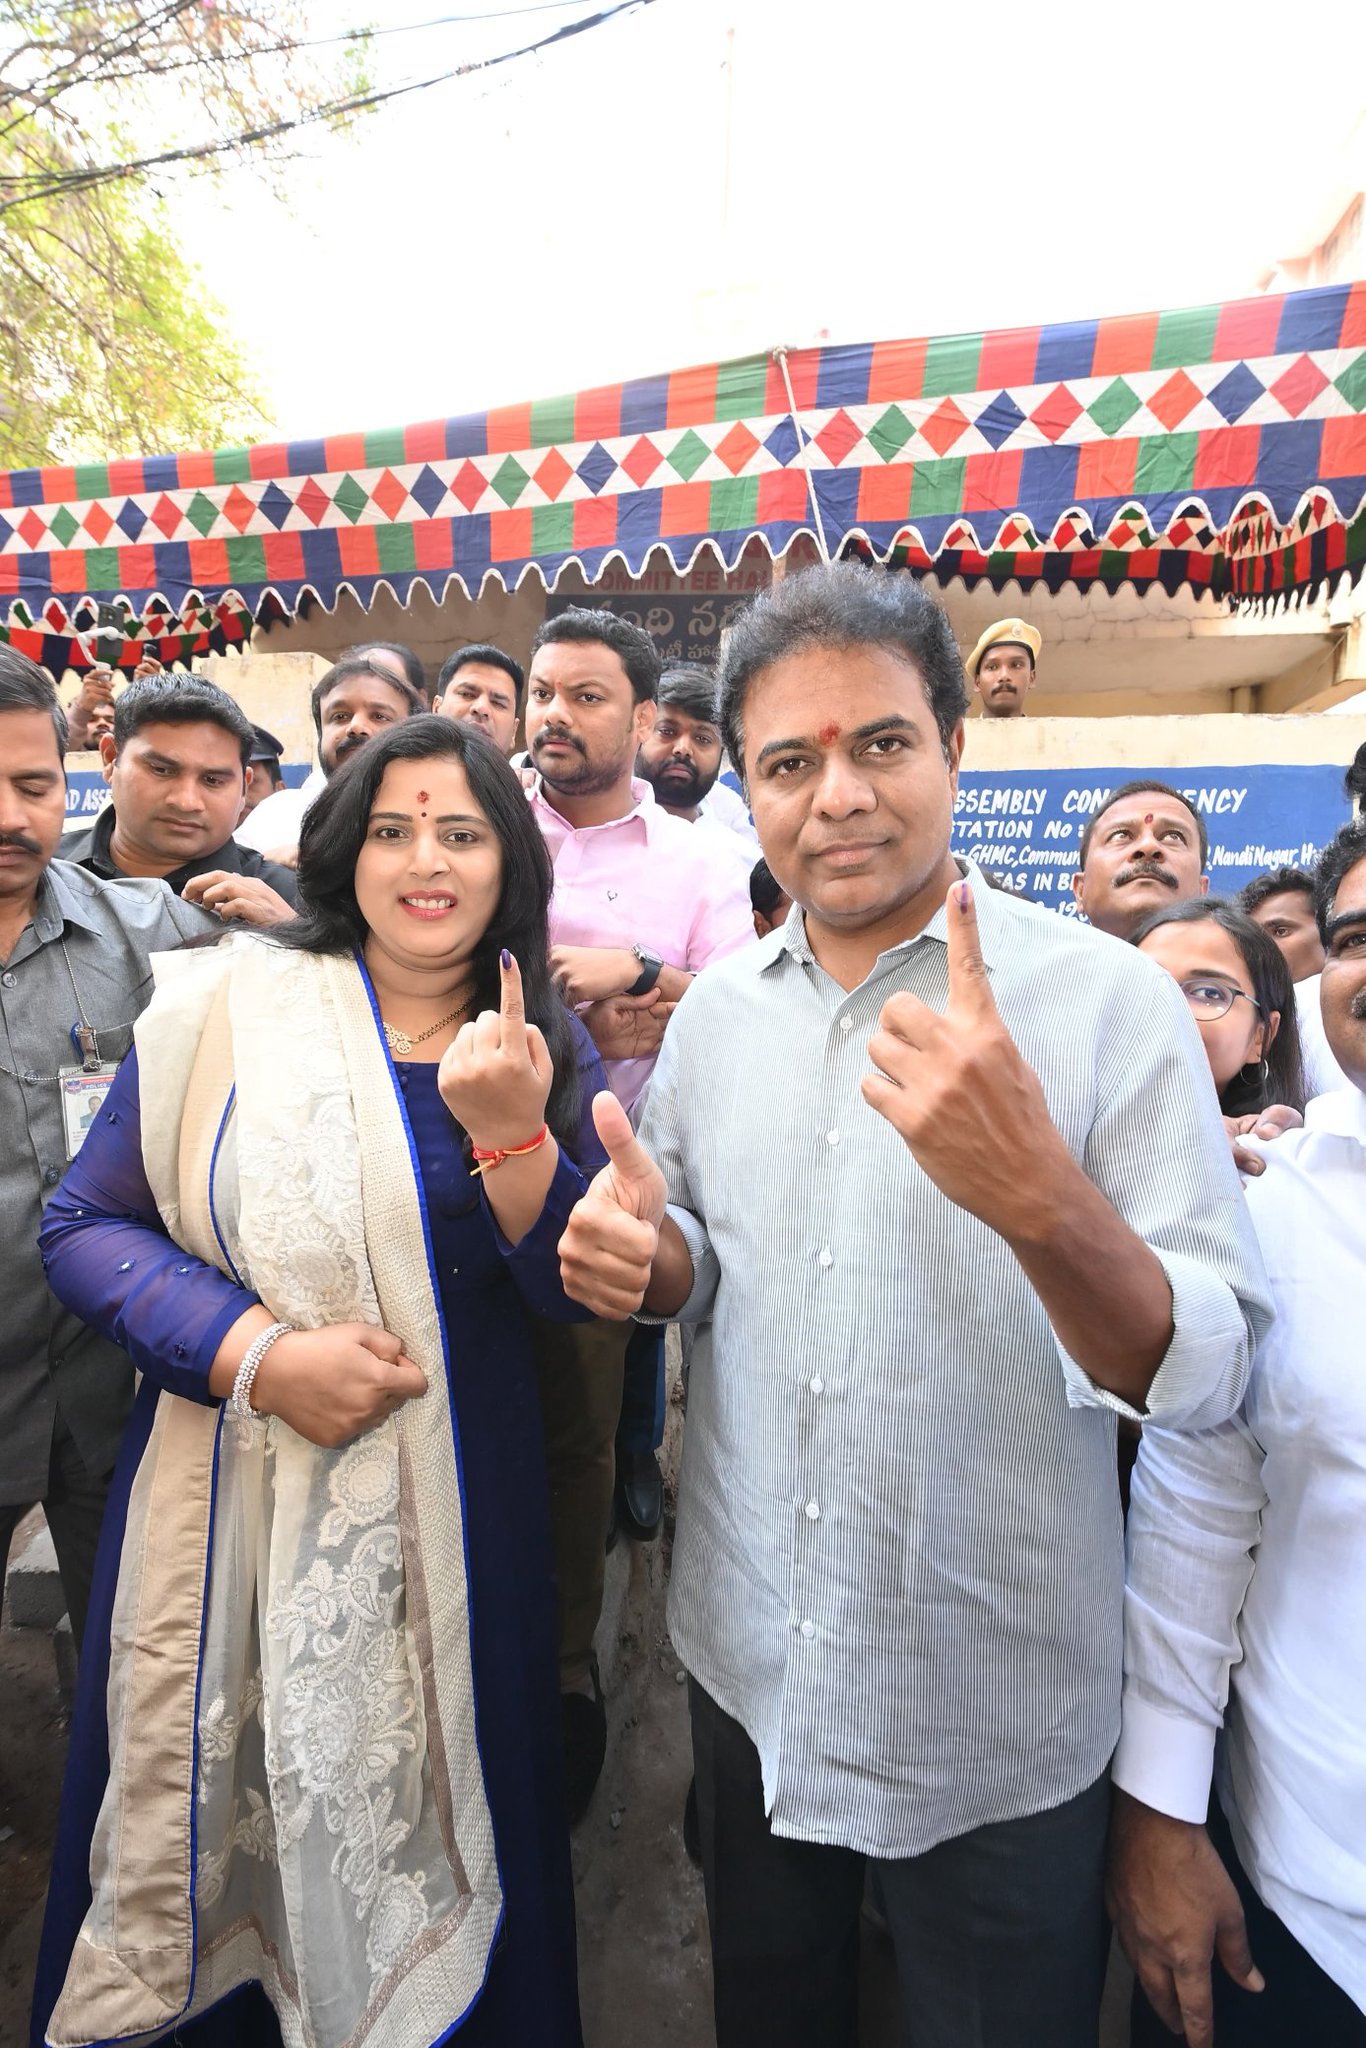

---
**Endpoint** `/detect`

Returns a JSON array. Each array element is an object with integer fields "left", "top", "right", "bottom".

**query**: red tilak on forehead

[
  {"left": 417, "top": 790, "right": 429, "bottom": 805},
  {"left": 1144, "top": 812, "right": 1154, "bottom": 824},
  {"left": 818, "top": 722, "right": 841, "bottom": 746}
]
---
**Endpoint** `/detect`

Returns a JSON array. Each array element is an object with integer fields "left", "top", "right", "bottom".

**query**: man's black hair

[
  {"left": 1239, "top": 865, "right": 1315, "bottom": 916},
  {"left": 749, "top": 855, "right": 787, "bottom": 920},
  {"left": 1077, "top": 779, "right": 1209, "bottom": 870},
  {"left": 112, "top": 673, "right": 254, "bottom": 769},
  {"left": 531, "top": 607, "right": 661, "bottom": 705},
  {"left": 715, "top": 563, "right": 968, "bottom": 777},
  {"left": 0, "top": 645, "right": 67, "bottom": 757},
  {"left": 342, "top": 640, "right": 428, "bottom": 702},
  {"left": 1313, "top": 816, "right": 1366, "bottom": 941},
  {"left": 436, "top": 643, "right": 525, "bottom": 709},
  {"left": 310, "top": 655, "right": 428, "bottom": 739},
  {"left": 657, "top": 664, "right": 720, "bottom": 726},
  {"left": 1129, "top": 896, "right": 1306, "bottom": 1117},
  {"left": 1345, "top": 742, "right": 1366, "bottom": 808}
]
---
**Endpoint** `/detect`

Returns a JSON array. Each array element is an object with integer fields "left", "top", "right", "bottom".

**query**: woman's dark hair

[
  {"left": 716, "top": 563, "right": 969, "bottom": 780},
  {"left": 1129, "top": 896, "right": 1306, "bottom": 1118},
  {"left": 279, "top": 715, "right": 583, "bottom": 1153}
]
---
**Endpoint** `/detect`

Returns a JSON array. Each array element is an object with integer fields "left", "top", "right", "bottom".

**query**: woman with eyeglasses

[{"left": 1130, "top": 896, "right": 1307, "bottom": 1139}]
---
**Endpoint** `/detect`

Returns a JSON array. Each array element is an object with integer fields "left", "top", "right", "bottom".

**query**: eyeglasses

[{"left": 1178, "top": 979, "right": 1262, "bottom": 1022}]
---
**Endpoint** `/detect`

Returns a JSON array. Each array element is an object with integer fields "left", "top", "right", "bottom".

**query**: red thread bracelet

[{"left": 470, "top": 1124, "right": 550, "bottom": 1177}]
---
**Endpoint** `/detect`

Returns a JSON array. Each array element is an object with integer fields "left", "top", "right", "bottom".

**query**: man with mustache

[
  {"left": 1111, "top": 813, "right": 1366, "bottom": 2048},
  {"left": 524, "top": 606, "right": 753, "bottom": 1823},
  {"left": 558, "top": 564, "right": 1268, "bottom": 2048},
  {"left": 60, "top": 673, "right": 297, "bottom": 926},
  {"left": 434, "top": 642, "right": 523, "bottom": 757},
  {"left": 635, "top": 663, "right": 760, "bottom": 867},
  {"left": 0, "top": 650, "right": 218, "bottom": 1648},
  {"left": 234, "top": 642, "right": 428, "bottom": 861},
  {"left": 1072, "top": 780, "right": 1209, "bottom": 938},
  {"left": 965, "top": 617, "right": 1042, "bottom": 719}
]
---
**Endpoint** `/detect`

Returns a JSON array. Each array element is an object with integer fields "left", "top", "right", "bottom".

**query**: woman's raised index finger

[{"left": 498, "top": 947, "right": 527, "bottom": 1039}]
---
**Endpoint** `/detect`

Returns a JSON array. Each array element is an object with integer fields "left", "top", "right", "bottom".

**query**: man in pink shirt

[{"left": 525, "top": 605, "right": 753, "bottom": 1821}]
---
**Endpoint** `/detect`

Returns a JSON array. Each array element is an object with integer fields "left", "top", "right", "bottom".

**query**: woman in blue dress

[{"left": 34, "top": 716, "right": 607, "bottom": 2048}]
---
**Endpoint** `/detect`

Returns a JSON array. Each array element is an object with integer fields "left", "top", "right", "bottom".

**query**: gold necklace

[{"left": 382, "top": 996, "right": 471, "bottom": 1056}]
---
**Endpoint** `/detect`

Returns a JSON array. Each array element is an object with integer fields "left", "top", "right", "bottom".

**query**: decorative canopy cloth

[{"left": 2, "top": 282, "right": 1363, "bottom": 668}]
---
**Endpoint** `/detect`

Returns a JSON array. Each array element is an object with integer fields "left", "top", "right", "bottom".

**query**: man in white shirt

[{"left": 1110, "top": 813, "right": 1366, "bottom": 2046}]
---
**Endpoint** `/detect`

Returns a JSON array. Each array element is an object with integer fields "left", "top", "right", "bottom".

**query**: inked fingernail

[
  {"left": 958, "top": 880, "right": 970, "bottom": 911},
  {"left": 500, "top": 947, "right": 512, "bottom": 969}
]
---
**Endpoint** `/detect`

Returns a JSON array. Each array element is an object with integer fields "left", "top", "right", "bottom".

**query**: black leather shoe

[
  {"left": 561, "top": 1658, "right": 606, "bottom": 1828},
  {"left": 615, "top": 1448, "right": 663, "bottom": 1541}
]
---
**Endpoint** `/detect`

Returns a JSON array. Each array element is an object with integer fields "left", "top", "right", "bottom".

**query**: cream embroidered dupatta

[{"left": 46, "top": 938, "right": 502, "bottom": 2048}]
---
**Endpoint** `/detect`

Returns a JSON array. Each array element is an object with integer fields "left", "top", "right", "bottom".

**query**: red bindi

[{"left": 818, "top": 722, "right": 841, "bottom": 746}]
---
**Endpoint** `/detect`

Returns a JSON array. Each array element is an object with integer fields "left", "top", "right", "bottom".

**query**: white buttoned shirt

[
  {"left": 1115, "top": 1084, "right": 1366, "bottom": 2011},
  {"left": 639, "top": 864, "right": 1271, "bottom": 1857}
]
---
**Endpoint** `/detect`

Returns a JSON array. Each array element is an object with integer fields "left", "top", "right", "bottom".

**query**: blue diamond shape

[
  {"left": 410, "top": 464, "right": 448, "bottom": 517},
  {"left": 257, "top": 482, "right": 293, "bottom": 530},
  {"left": 974, "top": 391, "right": 1028, "bottom": 451},
  {"left": 576, "top": 442, "right": 617, "bottom": 496},
  {"left": 116, "top": 498, "right": 147, "bottom": 541},
  {"left": 1208, "top": 363, "right": 1264, "bottom": 425},
  {"left": 764, "top": 417, "right": 800, "bottom": 465},
  {"left": 0, "top": 515, "right": 12, "bottom": 550}
]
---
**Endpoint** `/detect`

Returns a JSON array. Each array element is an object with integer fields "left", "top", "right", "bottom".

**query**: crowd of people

[{"left": 0, "top": 560, "right": 1362, "bottom": 2048}]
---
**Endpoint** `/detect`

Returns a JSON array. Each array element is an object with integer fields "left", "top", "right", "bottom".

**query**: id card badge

[{"left": 59, "top": 1064, "right": 121, "bottom": 1160}]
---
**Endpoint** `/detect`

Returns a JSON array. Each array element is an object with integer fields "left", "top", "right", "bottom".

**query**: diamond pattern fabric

[{"left": 0, "top": 281, "right": 1362, "bottom": 638}]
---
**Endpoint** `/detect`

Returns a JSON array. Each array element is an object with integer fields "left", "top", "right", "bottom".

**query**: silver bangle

[{"left": 231, "top": 1321, "right": 293, "bottom": 1420}]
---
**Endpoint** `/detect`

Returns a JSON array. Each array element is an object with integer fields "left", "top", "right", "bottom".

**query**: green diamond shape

[
  {"left": 48, "top": 506, "right": 79, "bottom": 545},
  {"left": 1088, "top": 378, "right": 1142, "bottom": 437},
  {"left": 668, "top": 429, "right": 709, "bottom": 481},
  {"left": 185, "top": 491, "right": 218, "bottom": 537},
  {"left": 490, "top": 456, "right": 529, "bottom": 507},
  {"left": 867, "top": 405, "right": 914, "bottom": 463},
  {"left": 1334, "top": 356, "right": 1366, "bottom": 413},
  {"left": 333, "top": 474, "right": 369, "bottom": 524}
]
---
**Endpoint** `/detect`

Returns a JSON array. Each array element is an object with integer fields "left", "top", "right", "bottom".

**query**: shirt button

[
  {"left": 818, "top": 1246, "right": 833, "bottom": 1268},
  {"left": 24, "top": 1071, "right": 38, "bottom": 1085},
  {"left": 809, "top": 1375, "right": 824, "bottom": 1396},
  {"left": 1, "top": 971, "right": 15, "bottom": 988},
  {"left": 43, "top": 1165, "right": 60, "bottom": 1185},
  {"left": 799, "top": 1619, "right": 815, "bottom": 1640},
  {"left": 804, "top": 1499, "right": 820, "bottom": 1520},
  {"left": 825, "top": 1129, "right": 839, "bottom": 1145},
  {"left": 838, "top": 1014, "right": 852, "bottom": 1032}
]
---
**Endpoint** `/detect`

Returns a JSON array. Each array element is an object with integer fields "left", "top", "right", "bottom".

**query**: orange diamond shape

[
  {"left": 82, "top": 502, "right": 114, "bottom": 543},
  {"left": 715, "top": 423, "right": 761, "bottom": 475},
  {"left": 1270, "top": 353, "right": 1329, "bottom": 418},
  {"left": 1147, "top": 370, "right": 1202, "bottom": 432},
  {"left": 450, "top": 460, "right": 486, "bottom": 512},
  {"left": 370, "top": 469, "right": 409, "bottom": 521},
  {"left": 815, "top": 409, "right": 863, "bottom": 466},
  {"left": 295, "top": 478, "right": 330, "bottom": 526},
  {"left": 620, "top": 436, "right": 662, "bottom": 487},
  {"left": 534, "top": 449, "right": 574, "bottom": 499},
  {"left": 221, "top": 485, "right": 255, "bottom": 534},
  {"left": 919, "top": 397, "right": 971, "bottom": 457},
  {"left": 18, "top": 509, "right": 46, "bottom": 548},
  {"left": 149, "top": 494, "right": 182, "bottom": 538},
  {"left": 1029, "top": 384, "right": 1083, "bottom": 443}
]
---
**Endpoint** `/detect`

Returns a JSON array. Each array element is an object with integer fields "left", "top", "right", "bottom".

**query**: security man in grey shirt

[
  {"left": 0, "top": 649, "right": 216, "bottom": 1646},
  {"left": 560, "top": 565, "right": 1272, "bottom": 2048}
]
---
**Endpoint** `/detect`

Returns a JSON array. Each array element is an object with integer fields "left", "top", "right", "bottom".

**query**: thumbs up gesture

[
  {"left": 861, "top": 879, "right": 1063, "bottom": 1239},
  {"left": 558, "top": 1091, "right": 669, "bottom": 1318}
]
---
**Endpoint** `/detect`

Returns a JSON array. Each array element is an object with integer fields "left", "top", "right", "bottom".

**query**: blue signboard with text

[{"left": 952, "top": 764, "right": 1350, "bottom": 911}]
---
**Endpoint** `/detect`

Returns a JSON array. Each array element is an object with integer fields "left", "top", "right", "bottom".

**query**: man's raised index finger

[{"left": 945, "top": 877, "right": 995, "bottom": 1013}]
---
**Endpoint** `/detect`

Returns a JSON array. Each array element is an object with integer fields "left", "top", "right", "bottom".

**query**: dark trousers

[
  {"left": 0, "top": 1413, "right": 112, "bottom": 1651},
  {"left": 615, "top": 1322, "right": 665, "bottom": 1459},
  {"left": 690, "top": 1679, "right": 1110, "bottom": 2048},
  {"left": 1131, "top": 1795, "right": 1366, "bottom": 2047}
]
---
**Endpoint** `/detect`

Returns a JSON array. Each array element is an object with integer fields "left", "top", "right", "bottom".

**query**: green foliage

[{"left": 0, "top": 3, "right": 373, "bottom": 467}]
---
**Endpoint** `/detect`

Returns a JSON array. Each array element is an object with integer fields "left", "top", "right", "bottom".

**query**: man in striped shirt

[{"left": 560, "top": 563, "right": 1271, "bottom": 2048}]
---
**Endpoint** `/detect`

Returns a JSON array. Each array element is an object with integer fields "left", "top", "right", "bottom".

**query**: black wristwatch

[{"left": 624, "top": 945, "right": 664, "bottom": 997}]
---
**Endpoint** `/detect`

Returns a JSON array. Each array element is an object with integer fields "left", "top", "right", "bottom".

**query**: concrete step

[{"left": 3, "top": 1516, "right": 66, "bottom": 1632}]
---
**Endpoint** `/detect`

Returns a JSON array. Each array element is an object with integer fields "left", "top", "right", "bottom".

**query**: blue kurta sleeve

[
  {"left": 481, "top": 1013, "right": 609, "bottom": 1321},
  {"left": 39, "top": 1047, "right": 260, "bottom": 1405}
]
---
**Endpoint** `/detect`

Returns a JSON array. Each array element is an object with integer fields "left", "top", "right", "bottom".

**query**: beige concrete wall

[
  {"left": 963, "top": 712, "right": 1366, "bottom": 773},
  {"left": 198, "top": 649, "right": 331, "bottom": 765}
]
